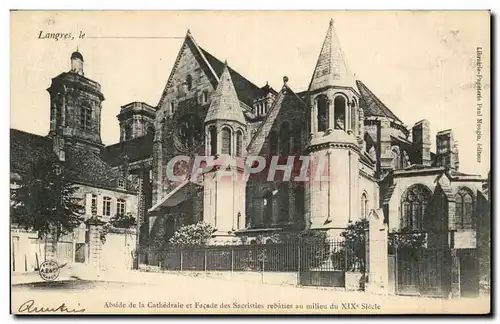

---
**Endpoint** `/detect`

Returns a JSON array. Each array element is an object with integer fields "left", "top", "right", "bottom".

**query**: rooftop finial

[
  {"left": 224, "top": 59, "right": 228, "bottom": 67},
  {"left": 76, "top": 45, "right": 79, "bottom": 52},
  {"left": 283, "top": 76, "right": 289, "bottom": 84},
  {"left": 330, "top": 18, "right": 334, "bottom": 26}
]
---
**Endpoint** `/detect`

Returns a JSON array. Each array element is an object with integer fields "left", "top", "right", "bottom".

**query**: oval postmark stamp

[{"left": 38, "top": 260, "right": 61, "bottom": 281}]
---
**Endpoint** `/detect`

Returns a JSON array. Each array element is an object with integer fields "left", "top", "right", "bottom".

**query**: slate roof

[
  {"left": 101, "top": 134, "right": 154, "bottom": 167},
  {"left": 200, "top": 47, "right": 264, "bottom": 108},
  {"left": 10, "top": 128, "right": 131, "bottom": 192},
  {"left": 356, "top": 80, "right": 403, "bottom": 123},
  {"left": 309, "top": 19, "right": 356, "bottom": 91},
  {"left": 10, "top": 129, "right": 57, "bottom": 172},
  {"left": 204, "top": 62, "right": 247, "bottom": 125}
]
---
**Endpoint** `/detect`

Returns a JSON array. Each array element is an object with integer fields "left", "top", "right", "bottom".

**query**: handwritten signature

[{"left": 18, "top": 299, "right": 86, "bottom": 313}]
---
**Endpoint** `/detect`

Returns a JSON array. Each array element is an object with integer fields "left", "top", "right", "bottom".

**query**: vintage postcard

[{"left": 10, "top": 10, "right": 491, "bottom": 315}]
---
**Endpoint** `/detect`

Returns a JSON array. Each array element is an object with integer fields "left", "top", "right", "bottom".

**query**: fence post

[
  {"left": 180, "top": 249, "right": 183, "bottom": 271},
  {"left": 344, "top": 241, "right": 348, "bottom": 271},
  {"left": 297, "top": 239, "right": 301, "bottom": 286},
  {"left": 261, "top": 248, "right": 265, "bottom": 284},
  {"left": 231, "top": 247, "right": 234, "bottom": 273},
  {"left": 204, "top": 249, "right": 207, "bottom": 273}
]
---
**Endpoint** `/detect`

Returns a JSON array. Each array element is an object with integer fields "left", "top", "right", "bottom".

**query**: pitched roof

[
  {"left": 10, "top": 129, "right": 57, "bottom": 172},
  {"left": 199, "top": 47, "right": 264, "bottom": 108},
  {"left": 309, "top": 19, "right": 356, "bottom": 91},
  {"left": 247, "top": 83, "right": 307, "bottom": 154},
  {"left": 356, "top": 80, "right": 403, "bottom": 123},
  {"left": 65, "top": 145, "right": 125, "bottom": 190},
  {"left": 10, "top": 129, "right": 131, "bottom": 192},
  {"left": 205, "top": 62, "right": 246, "bottom": 125},
  {"left": 101, "top": 135, "right": 154, "bottom": 167}
]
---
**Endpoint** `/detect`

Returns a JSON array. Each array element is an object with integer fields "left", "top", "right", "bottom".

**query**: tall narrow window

[
  {"left": 263, "top": 191, "right": 273, "bottom": 226},
  {"left": 103, "top": 197, "right": 112, "bottom": 217},
  {"left": 209, "top": 126, "right": 217, "bottom": 156},
  {"left": 203, "top": 91, "right": 208, "bottom": 103},
  {"left": 124, "top": 125, "right": 132, "bottom": 141},
  {"left": 269, "top": 130, "right": 278, "bottom": 156},
  {"left": 279, "top": 122, "right": 290, "bottom": 156},
  {"left": 292, "top": 126, "right": 302, "bottom": 153},
  {"left": 186, "top": 75, "right": 193, "bottom": 91},
  {"left": 221, "top": 127, "right": 231, "bottom": 155},
  {"left": 117, "top": 199, "right": 126, "bottom": 216},
  {"left": 334, "top": 96, "right": 346, "bottom": 130},
  {"left": 170, "top": 102, "right": 175, "bottom": 115},
  {"left": 400, "top": 185, "right": 431, "bottom": 231},
  {"left": 317, "top": 96, "right": 329, "bottom": 132},
  {"left": 455, "top": 188, "right": 474, "bottom": 229},
  {"left": 80, "top": 102, "right": 92, "bottom": 130},
  {"left": 361, "top": 193, "right": 368, "bottom": 219},
  {"left": 278, "top": 183, "right": 289, "bottom": 223},
  {"left": 236, "top": 130, "right": 243, "bottom": 157},
  {"left": 91, "top": 194, "right": 97, "bottom": 215}
]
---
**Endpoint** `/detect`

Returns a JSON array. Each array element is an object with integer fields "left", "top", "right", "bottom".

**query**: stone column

[
  {"left": 364, "top": 209, "right": 389, "bottom": 295},
  {"left": 86, "top": 217, "right": 106, "bottom": 270}
]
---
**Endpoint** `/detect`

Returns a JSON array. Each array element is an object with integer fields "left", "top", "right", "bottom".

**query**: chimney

[
  {"left": 436, "top": 129, "right": 459, "bottom": 171},
  {"left": 412, "top": 120, "right": 432, "bottom": 166}
]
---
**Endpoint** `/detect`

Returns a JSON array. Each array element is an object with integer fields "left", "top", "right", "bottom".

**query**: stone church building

[{"left": 11, "top": 20, "right": 489, "bottom": 287}]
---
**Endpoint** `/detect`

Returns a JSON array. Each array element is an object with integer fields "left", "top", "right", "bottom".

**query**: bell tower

[
  {"left": 47, "top": 50, "right": 105, "bottom": 155},
  {"left": 203, "top": 61, "right": 247, "bottom": 241},
  {"left": 305, "top": 19, "right": 363, "bottom": 236}
]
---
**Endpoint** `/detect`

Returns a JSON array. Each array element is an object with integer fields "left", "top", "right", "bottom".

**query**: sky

[{"left": 10, "top": 11, "right": 490, "bottom": 176}]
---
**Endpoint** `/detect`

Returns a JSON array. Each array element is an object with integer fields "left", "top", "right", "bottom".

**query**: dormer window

[{"left": 118, "top": 178, "right": 126, "bottom": 189}]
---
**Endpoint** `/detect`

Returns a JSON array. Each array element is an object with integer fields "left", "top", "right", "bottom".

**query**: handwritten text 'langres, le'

[{"left": 38, "top": 30, "right": 86, "bottom": 41}]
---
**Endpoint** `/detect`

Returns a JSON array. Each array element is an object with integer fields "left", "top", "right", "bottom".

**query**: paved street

[{"left": 11, "top": 269, "right": 490, "bottom": 315}]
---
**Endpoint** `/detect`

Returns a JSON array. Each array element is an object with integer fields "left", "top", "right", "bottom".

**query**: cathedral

[{"left": 11, "top": 19, "right": 487, "bottom": 253}]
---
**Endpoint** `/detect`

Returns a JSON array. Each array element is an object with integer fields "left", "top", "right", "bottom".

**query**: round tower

[{"left": 305, "top": 19, "right": 363, "bottom": 237}]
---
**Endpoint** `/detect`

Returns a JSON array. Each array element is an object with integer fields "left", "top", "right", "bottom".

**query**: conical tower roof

[
  {"left": 204, "top": 61, "right": 246, "bottom": 126},
  {"left": 309, "top": 19, "right": 356, "bottom": 91}
]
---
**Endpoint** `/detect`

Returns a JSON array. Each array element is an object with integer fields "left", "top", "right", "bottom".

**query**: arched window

[
  {"left": 361, "top": 192, "right": 368, "bottom": 219},
  {"left": 279, "top": 122, "right": 290, "bottom": 155},
  {"left": 269, "top": 130, "right": 278, "bottom": 156},
  {"left": 221, "top": 127, "right": 231, "bottom": 155},
  {"left": 209, "top": 126, "right": 217, "bottom": 156},
  {"left": 317, "top": 96, "right": 329, "bottom": 132},
  {"left": 263, "top": 191, "right": 273, "bottom": 227},
  {"left": 455, "top": 188, "right": 474, "bottom": 229},
  {"left": 236, "top": 130, "right": 243, "bottom": 157},
  {"left": 334, "top": 96, "right": 346, "bottom": 130},
  {"left": 392, "top": 146, "right": 401, "bottom": 170},
  {"left": 278, "top": 183, "right": 289, "bottom": 223},
  {"left": 400, "top": 185, "right": 431, "bottom": 231},
  {"left": 186, "top": 75, "right": 193, "bottom": 91}
]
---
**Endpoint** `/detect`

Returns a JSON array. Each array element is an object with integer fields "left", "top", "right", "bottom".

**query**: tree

[
  {"left": 100, "top": 212, "right": 137, "bottom": 244},
  {"left": 11, "top": 157, "right": 84, "bottom": 241},
  {"left": 168, "top": 222, "right": 214, "bottom": 248}
]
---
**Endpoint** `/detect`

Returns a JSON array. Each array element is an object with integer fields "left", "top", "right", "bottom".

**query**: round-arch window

[
  {"left": 221, "top": 128, "right": 232, "bottom": 155},
  {"left": 186, "top": 75, "right": 193, "bottom": 91}
]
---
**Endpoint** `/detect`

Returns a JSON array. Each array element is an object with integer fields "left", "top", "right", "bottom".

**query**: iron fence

[{"left": 139, "top": 239, "right": 365, "bottom": 273}]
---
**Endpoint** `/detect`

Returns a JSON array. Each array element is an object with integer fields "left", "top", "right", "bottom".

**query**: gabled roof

[
  {"left": 204, "top": 62, "right": 246, "bottom": 125},
  {"left": 247, "top": 83, "right": 307, "bottom": 155},
  {"left": 309, "top": 19, "right": 356, "bottom": 91},
  {"left": 356, "top": 80, "right": 403, "bottom": 123},
  {"left": 101, "top": 134, "right": 154, "bottom": 167}
]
